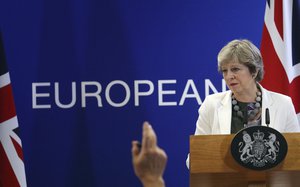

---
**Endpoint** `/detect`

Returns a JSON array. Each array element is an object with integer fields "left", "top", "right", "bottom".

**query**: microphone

[{"left": 265, "top": 108, "right": 270, "bottom": 127}]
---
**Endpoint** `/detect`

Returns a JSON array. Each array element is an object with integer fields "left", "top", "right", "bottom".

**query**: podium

[{"left": 190, "top": 133, "right": 300, "bottom": 187}]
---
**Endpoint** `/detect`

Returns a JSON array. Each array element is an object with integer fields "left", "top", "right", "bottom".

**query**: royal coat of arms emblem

[{"left": 231, "top": 126, "right": 287, "bottom": 170}]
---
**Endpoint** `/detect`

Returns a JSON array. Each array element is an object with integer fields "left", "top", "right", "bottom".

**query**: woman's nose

[{"left": 225, "top": 71, "right": 235, "bottom": 80}]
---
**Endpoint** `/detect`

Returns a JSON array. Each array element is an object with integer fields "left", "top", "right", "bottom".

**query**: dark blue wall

[{"left": 0, "top": 1, "right": 265, "bottom": 186}]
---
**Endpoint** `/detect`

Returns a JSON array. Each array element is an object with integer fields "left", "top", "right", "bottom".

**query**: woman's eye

[
  {"left": 221, "top": 69, "right": 227, "bottom": 73},
  {"left": 231, "top": 67, "right": 240, "bottom": 72}
]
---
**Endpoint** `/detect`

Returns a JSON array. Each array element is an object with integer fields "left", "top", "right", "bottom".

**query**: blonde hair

[{"left": 217, "top": 39, "right": 264, "bottom": 82}]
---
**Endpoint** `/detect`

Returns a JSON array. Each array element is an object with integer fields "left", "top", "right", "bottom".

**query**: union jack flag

[
  {"left": 260, "top": 0, "right": 300, "bottom": 122},
  {"left": 0, "top": 32, "right": 27, "bottom": 186}
]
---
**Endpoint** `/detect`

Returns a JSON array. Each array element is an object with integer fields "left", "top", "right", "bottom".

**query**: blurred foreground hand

[{"left": 132, "top": 122, "right": 167, "bottom": 187}]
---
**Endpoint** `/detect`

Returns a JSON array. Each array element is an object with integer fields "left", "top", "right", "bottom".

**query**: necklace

[{"left": 232, "top": 91, "right": 262, "bottom": 123}]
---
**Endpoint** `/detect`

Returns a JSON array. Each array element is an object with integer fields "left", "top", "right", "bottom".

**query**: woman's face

[{"left": 221, "top": 61, "right": 256, "bottom": 96}]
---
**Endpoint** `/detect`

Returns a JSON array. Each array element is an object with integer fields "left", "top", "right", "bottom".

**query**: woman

[{"left": 186, "top": 39, "right": 300, "bottom": 168}]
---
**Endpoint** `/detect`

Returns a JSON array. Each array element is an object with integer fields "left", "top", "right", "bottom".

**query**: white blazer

[
  {"left": 186, "top": 85, "right": 300, "bottom": 168},
  {"left": 195, "top": 85, "right": 300, "bottom": 134}
]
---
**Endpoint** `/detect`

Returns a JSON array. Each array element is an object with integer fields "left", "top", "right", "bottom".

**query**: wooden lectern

[{"left": 190, "top": 133, "right": 300, "bottom": 187}]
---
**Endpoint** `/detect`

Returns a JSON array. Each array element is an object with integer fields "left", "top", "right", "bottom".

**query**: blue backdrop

[{"left": 0, "top": 1, "right": 265, "bottom": 186}]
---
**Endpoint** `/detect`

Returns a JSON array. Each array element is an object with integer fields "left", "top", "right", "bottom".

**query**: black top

[{"left": 231, "top": 101, "right": 262, "bottom": 134}]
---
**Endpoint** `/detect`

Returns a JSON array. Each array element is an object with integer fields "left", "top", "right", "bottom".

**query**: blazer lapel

[
  {"left": 217, "top": 92, "right": 232, "bottom": 134},
  {"left": 216, "top": 85, "right": 276, "bottom": 134},
  {"left": 260, "top": 85, "right": 275, "bottom": 127}
]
